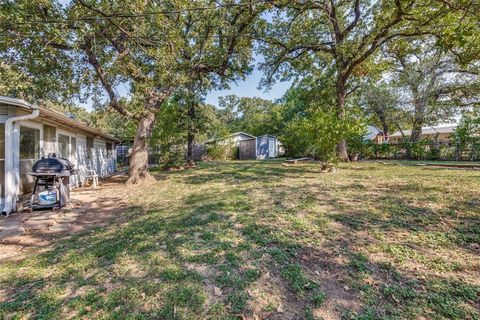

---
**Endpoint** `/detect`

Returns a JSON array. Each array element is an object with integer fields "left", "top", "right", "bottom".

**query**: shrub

[
  {"left": 206, "top": 143, "right": 237, "bottom": 161},
  {"left": 160, "top": 144, "right": 186, "bottom": 169},
  {"left": 280, "top": 106, "right": 365, "bottom": 164}
]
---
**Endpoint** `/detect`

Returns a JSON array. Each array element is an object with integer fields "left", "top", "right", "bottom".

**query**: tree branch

[
  {"left": 342, "top": 0, "right": 361, "bottom": 38},
  {"left": 82, "top": 36, "right": 139, "bottom": 120}
]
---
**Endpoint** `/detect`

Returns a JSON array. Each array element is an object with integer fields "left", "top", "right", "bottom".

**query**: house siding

[{"left": 1, "top": 106, "right": 117, "bottom": 198}]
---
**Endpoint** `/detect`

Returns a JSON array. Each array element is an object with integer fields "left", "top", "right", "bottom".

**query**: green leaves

[{"left": 281, "top": 105, "right": 366, "bottom": 163}]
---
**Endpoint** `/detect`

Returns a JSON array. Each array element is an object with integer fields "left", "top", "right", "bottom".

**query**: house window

[
  {"left": 43, "top": 124, "right": 56, "bottom": 155},
  {"left": 0, "top": 105, "right": 7, "bottom": 115},
  {"left": 70, "top": 137, "right": 77, "bottom": 162},
  {"left": 20, "top": 126, "right": 40, "bottom": 159},
  {"left": 86, "top": 137, "right": 94, "bottom": 158},
  {"left": 58, "top": 134, "right": 70, "bottom": 159},
  {"left": 106, "top": 142, "right": 112, "bottom": 157}
]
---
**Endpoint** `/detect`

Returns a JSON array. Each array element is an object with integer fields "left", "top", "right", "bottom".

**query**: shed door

[
  {"left": 77, "top": 138, "right": 87, "bottom": 167},
  {"left": 268, "top": 138, "right": 276, "bottom": 158},
  {"left": 239, "top": 140, "right": 256, "bottom": 160},
  {"left": 256, "top": 137, "right": 269, "bottom": 159}
]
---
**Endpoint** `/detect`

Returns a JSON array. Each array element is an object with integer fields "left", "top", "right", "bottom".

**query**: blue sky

[
  {"left": 57, "top": 0, "right": 290, "bottom": 109},
  {"left": 204, "top": 64, "right": 291, "bottom": 106},
  {"left": 78, "top": 61, "right": 291, "bottom": 110}
]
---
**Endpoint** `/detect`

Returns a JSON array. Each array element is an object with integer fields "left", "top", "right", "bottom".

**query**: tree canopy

[{"left": 1, "top": 0, "right": 263, "bottom": 182}]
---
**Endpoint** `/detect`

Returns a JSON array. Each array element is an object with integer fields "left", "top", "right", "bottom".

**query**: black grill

[
  {"left": 32, "top": 157, "right": 75, "bottom": 176},
  {"left": 29, "top": 155, "right": 76, "bottom": 210}
]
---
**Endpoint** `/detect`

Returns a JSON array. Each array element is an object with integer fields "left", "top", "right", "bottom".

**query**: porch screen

[
  {"left": 87, "top": 137, "right": 94, "bottom": 158},
  {"left": 0, "top": 124, "right": 4, "bottom": 198},
  {"left": 58, "top": 134, "right": 69, "bottom": 159},
  {"left": 43, "top": 124, "right": 56, "bottom": 155},
  {"left": 70, "top": 137, "right": 77, "bottom": 163},
  {"left": 20, "top": 126, "right": 40, "bottom": 159}
]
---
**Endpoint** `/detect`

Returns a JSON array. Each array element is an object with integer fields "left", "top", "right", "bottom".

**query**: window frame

[
  {"left": 56, "top": 129, "right": 78, "bottom": 163},
  {"left": 86, "top": 137, "right": 94, "bottom": 159},
  {"left": 57, "top": 132, "right": 70, "bottom": 159},
  {"left": 18, "top": 122, "right": 42, "bottom": 160}
]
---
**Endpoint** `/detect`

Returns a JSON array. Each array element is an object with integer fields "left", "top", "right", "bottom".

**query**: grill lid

[{"left": 32, "top": 156, "right": 75, "bottom": 176}]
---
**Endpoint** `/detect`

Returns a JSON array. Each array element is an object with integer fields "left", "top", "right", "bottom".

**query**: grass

[{"left": 1, "top": 160, "right": 479, "bottom": 319}]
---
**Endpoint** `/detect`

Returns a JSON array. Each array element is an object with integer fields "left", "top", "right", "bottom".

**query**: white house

[
  {"left": 1, "top": 96, "right": 119, "bottom": 214},
  {"left": 389, "top": 124, "right": 458, "bottom": 144}
]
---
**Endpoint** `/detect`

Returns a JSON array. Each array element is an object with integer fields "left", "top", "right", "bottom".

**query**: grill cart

[{"left": 29, "top": 156, "right": 76, "bottom": 210}]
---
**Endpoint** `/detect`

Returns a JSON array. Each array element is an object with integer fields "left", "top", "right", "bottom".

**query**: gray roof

[
  {"left": 0, "top": 96, "right": 120, "bottom": 142},
  {"left": 230, "top": 132, "right": 256, "bottom": 139},
  {"left": 364, "top": 125, "right": 383, "bottom": 140}
]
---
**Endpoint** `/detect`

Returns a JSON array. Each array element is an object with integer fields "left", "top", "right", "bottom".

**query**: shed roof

[
  {"left": 0, "top": 96, "right": 120, "bottom": 143},
  {"left": 256, "top": 134, "right": 277, "bottom": 139},
  {"left": 364, "top": 125, "right": 383, "bottom": 140},
  {"left": 230, "top": 132, "right": 256, "bottom": 139}
]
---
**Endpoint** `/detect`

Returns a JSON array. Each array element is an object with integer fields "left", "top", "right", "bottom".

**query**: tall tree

[
  {"left": 258, "top": 0, "right": 472, "bottom": 161},
  {"left": 386, "top": 39, "right": 479, "bottom": 144},
  {"left": 359, "top": 82, "right": 403, "bottom": 139},
  {"left": 218, "top": 95, "right": 277, "bottom": 136},
  {"left": 1, "top": 0, "right": 262, "bottom": 183}
]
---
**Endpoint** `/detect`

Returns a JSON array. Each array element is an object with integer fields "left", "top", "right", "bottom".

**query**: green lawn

[{"left": 1, "top": 161, "right": 479, "bottom": 319}]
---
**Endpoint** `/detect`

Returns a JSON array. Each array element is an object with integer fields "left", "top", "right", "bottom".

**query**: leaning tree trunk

[
  {"left": 336, "top": 76, "right": 350, "bottom": 162},
  {"left": 186, "top": 101, "right": 196, "bottom": 162},
  {"left": 127, "top": 112, "right": 157, "bottom": 184}
]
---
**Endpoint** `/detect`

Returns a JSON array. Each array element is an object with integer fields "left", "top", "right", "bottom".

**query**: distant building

[
  {"left": 389, "top": 124, "right": 458, "bottom": 144},
  {"left": 205, "top": 132, "right": 280, "bottom": 160},
  {"left": 238, "top": 135, "right": 279, "bottom": 160},
  {"left": 364, "top": 125, "right": 385, "bottom": 144}
]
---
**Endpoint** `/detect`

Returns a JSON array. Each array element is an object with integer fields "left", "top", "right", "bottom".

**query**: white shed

[{"left": 1, "top": 96, "right": 119, "bottom": 214}]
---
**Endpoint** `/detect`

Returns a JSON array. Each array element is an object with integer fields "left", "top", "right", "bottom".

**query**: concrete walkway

[{"left": 0, "top": 174, "right": 130, "bottom": 261}]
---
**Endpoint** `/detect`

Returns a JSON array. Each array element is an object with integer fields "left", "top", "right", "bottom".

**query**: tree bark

[
  {"left": 410, "top": 97, "right": 426, "bottom": 144},
  {"left": 186, "top": 101, "right": 196, "bottom": 162},
  {"left": 407, "top": 99, "right": 425, "bottom": 159},
  {"left": 374, "top": 107, "right": 389, "bottom": 139},
  {"left": 127, "top": 112, "right": 157, "bottom": 184},
  {"left": 336, "top": 75, "right": 350, "bottom": 162}
]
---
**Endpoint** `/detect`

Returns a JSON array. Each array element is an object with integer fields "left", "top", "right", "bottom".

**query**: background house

[
  {"left": 389, "top": 124, "right": 458, "bottom": 144},
  {"left": 1, "top": 96, "right": 119, "bottom": 214},
  {"left": 364, "top": 125, "right": 385, "bottom": 144}
]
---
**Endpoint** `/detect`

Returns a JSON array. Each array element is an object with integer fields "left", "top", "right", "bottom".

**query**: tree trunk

[
  {"left": 382, "top": 123, "right": 389, "bottom": 140},
  {"left": 336, "top": 76, "right": 350, "bottom": 162},
  {"left": 127, "top": 112, "right": 157, "bottom": 184},
  {"left": 375, "top": 107, "right": 389, "bottom": 141},
  {"left": 407, "top": 100, "right": 425, "bottom": 159},
  {"left": 186, "top": 101, "right": 196, "bottom": 162}
]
